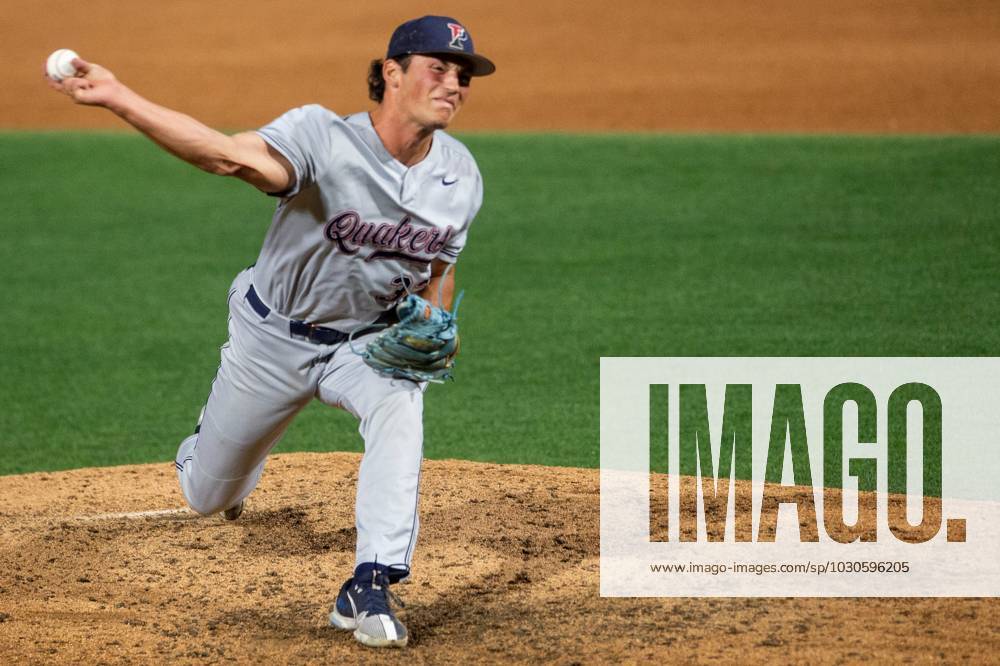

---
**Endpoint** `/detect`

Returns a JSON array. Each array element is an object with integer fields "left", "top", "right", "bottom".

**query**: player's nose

[{"left": 442, "top": 68, "right": 461, "bottom": 92}]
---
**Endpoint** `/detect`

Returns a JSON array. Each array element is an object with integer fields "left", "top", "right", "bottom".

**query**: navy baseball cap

[{"left": 386, "top": 15, "right": 496, "bottom": 77}]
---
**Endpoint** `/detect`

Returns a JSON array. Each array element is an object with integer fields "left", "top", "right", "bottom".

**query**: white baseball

[{"left": 46, "top": 49, "right": 80, "bottom": 82}]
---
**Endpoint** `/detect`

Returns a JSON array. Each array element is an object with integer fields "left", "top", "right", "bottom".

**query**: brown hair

[{"left": 368, "top": 56, "right": 413, "bottom": 103}]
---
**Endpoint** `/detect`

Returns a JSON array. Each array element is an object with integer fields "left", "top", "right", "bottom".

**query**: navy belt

[{"left": 245, "top": 285, "right": 396, "bottom": 346}]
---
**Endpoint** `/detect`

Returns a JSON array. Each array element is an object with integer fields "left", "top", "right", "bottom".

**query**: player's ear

[{"left": 382, "top": 58, "right": 403, "bottom": 90}]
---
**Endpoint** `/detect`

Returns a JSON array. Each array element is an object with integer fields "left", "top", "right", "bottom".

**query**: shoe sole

[
  {"left": 329, "top": 610, "right": 407, "bottom": 648},
  {"left": 328, "top": 608, "right": 356, "bottom": 630},
  {"left": 354, "top": 629, "right": 407, "bottom": 648}
]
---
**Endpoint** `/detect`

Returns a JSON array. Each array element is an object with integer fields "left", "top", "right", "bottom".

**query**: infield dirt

[
  {"left": 2, "top": 0, "right": 999, "bottom": 662},
  {"left": 7, "top": 0, "right": 1000, "bottom": 133},
  {"left": 1, "top": 454, "right": 996, "bottom": 663}
]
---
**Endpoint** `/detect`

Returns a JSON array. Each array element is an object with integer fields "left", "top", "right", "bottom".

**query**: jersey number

[{"left": 374, "top": 275, "right": 429, "bottom": 306}]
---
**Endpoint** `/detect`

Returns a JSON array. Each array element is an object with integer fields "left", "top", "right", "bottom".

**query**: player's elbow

[
  {"left": 194, "top": 156, "right": 242, "bottom": 177},
  {"left": 189, "top": 135, "right": 251, "bottom": 177}
]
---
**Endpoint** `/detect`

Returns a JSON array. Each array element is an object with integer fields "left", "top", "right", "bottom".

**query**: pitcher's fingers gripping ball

[
  {"left": 361, "top": 292, "right": 462, "bottom": 383},
  {"left": 45, "top": 48, "right": 80, "bottom": 81},
  {"left": 43, "top": 52, "right": 117, "bottom": 106}
]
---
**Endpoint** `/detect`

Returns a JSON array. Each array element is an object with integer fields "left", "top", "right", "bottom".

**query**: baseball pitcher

[{"left": 45, "top": 15, "right": 495, "bottom": 648}]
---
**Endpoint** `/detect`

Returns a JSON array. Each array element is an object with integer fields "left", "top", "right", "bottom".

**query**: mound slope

[{"left": 0, "top": 453, "right": 995, "bottom": 663}]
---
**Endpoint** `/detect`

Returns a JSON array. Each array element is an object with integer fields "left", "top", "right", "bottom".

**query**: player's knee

[
  {"left": 186, "top": 497, "right": 222, "bottom": 517},
  {"left": 178, "top": 482, "right": 226, "bottom": 516},
  {"left": 176, "top": 471, "right": 238, "bottom": 516}
]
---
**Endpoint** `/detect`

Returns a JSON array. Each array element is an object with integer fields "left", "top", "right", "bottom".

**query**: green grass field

[{"left": 1, "top": 132, "right": 997, "bottom": 476}]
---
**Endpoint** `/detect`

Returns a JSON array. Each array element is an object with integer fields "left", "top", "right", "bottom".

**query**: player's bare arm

[
  {"left": 45, "top": 58, "right": 294, "bottom": 194},
  {"left": 419, "top": 260, "right": 457, "bottom": 310}
]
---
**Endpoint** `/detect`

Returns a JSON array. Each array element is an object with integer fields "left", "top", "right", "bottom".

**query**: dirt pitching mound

[{"left": 0, "top": 452, "right": 995, "bottom": 663}]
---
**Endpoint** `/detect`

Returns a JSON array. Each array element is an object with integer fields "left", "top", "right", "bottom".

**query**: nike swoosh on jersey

[{"left": 441, "top": 177, "right": 458, "bottom": 186}]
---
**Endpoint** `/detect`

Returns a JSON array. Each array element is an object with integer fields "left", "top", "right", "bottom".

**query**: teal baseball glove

[{"left": 361, "top": 293, "right": 461, "bottom": 383}]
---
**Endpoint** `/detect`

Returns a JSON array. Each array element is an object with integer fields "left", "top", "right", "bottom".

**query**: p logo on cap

[
  {"left": 447, "top": 23, "right": 468, "bottom": 50},
  {"left": 385, "top": 15, "right": 496, "bottom": 77}
]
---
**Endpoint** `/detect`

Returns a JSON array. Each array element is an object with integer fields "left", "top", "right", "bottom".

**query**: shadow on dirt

[{"left": 236, "top": 507, "right": 356, "bottom": 557}]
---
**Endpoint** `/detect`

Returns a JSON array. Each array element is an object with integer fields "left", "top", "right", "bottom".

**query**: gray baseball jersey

[
  {"left": 175, "top": 106, "right": 485, "bottom": 573},
  {"left": 253, "top": 105, "right": 483, "bottom": 329}
]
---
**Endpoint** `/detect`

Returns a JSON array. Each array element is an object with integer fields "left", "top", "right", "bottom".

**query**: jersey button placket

[{"left": 399, "top": 169, "right": 417, "bottom": 205}]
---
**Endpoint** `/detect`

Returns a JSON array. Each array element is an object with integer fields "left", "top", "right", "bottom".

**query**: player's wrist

[{"left": 103, "top": 82, "right": 142, "bottom": 117}]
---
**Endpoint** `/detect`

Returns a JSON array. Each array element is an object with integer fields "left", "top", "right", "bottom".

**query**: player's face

[{"left": 398, "top": 55, "right": 471, "bottom": 130}]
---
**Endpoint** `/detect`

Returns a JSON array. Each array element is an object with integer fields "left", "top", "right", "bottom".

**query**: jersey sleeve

[
  {"left": 255, "top": 105, "right": 333, "bottom": 198},
  {"left": 439, "top": 171, "right": 483, "bottom": 264}
]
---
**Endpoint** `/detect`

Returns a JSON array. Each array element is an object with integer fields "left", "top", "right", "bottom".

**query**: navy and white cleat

[{"left": 329, "top": 563, "right": 408, "bottom": 648}]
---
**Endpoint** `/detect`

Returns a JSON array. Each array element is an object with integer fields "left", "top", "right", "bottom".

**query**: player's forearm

[
  {"left": 104, "top": 84, "right": 243, "bottom": 176},
  {"left": 419, "top": 264, "right": 455, "bottom": 309}
]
